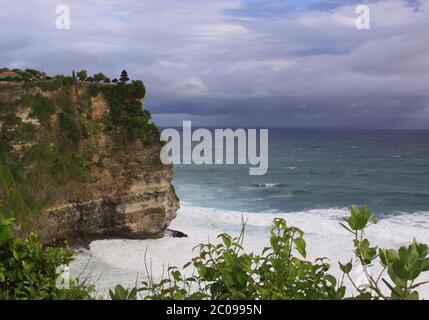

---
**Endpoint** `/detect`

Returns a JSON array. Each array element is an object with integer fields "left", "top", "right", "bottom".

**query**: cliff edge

[{"left": 0, "top": 79, "right": 179, "bottom": 244}]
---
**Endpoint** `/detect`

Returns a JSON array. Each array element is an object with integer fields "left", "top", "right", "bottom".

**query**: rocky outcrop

[
  {"left": 0, "top": 81, "right": 180, "bottom": 245},
  {"left": 29, "top": 141, "right": 180, "bottom": 245}
]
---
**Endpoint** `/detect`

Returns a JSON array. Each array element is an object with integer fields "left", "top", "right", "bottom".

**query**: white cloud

[{"left": 0, "top": 0, "right": 428, "bottom": 127}]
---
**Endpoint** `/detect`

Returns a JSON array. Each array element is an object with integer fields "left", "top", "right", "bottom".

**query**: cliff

[{"left": 0, "top": 79, "right": 179, "bottom": 245}]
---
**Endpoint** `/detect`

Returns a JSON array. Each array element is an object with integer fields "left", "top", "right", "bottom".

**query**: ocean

[{"left": 71, "top": 129, "right": 429, "bottom": 296}]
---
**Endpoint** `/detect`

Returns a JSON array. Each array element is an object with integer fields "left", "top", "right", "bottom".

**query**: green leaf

[
  {"left": 409, "top": 260, "right": 423, "bottom": 280},
  {"left": 237, "top": 272, "right": 247, "bottom": 286},
  {"left": 325, "top": 274, "right": 337, "bottom": 286},
  {"left": 348, "top": 205, "right": 374, "bottom": 231},
  {"left": 128, "top": 288, "right": 138, "bottom": 300},
  {"left": 387, "top": 267, "right": 406, "bottom": 288},
  {"left": 416, "top": 243, "right": 428, "bottom": 259},
  {"left": 398, "top": 246, "right": 409, "bottom": 264},
  {"left": 379, "top": 248, "right": 389, "bottom": 266},
  {"left": 422, "top": 258, "right": 429, "bottom": 272},
  {"left": 392, "top": 260, "right": 408, "bottom": 280},
  {"left": 382, "top": 279, "right": 404, "bottom": 300},
  {"left": 172, "top": 270, "right": 181, "bottom": 281},
  {"left": 293, "top": 237, "right": 307, "bottom": 258},
  {"left": 223, "top": 235, "right": 232, "bottom": 248},
  {"left": 354, "top": 292, "right": 372, "bottom": 300},
  {"left": 12, "top": 250, "right": 19, "bottom": 260},
  {"left": 22, "top": 261, "right": 29, "bottom": 270},
  {"left": 407, "top": 291, "right": 419, "bottom": 300},
  {"left": 339, "top": 261, "right": 353, "bottom": 274}
]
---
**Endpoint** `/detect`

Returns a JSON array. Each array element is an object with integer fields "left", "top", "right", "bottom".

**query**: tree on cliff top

[
  {"left": 76, "top": 70, "right": 87, "bottom": 82},
  {"left": 93, "top": 72, "right": 107, "bottom": 83},
  {"left": 120, "top": 70, "right": 129, "bottom": 83}
]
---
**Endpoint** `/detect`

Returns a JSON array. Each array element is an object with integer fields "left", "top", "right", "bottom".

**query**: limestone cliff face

[
  {"left": 0, "top": 81, "right": 179, "bottom": 244},
  {"left": 30, "top": 140, "right": 180, "bottom": 244},
  {"left": 91, "top": 92, "right": 110, "bottom": 120}
]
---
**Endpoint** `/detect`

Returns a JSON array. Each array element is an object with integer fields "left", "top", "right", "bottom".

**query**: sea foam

[{"left": 71, "top": 204, "right": 429, "bottom": 297}]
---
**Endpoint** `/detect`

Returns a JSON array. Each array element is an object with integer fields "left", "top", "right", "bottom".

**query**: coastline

[{"left": 67, "top": 228, "right": 187, "bottom": 250}]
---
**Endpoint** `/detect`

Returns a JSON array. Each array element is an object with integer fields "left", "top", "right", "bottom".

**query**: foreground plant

[
  {"left": 0, "top": 216, "right": 95, "bottom": 300},
  {"left": 2, "top": 205, "right": 428, "bottom": 300},
  {"left": 339, "top": 205, "right": 429, "bottom": 300},
  {"left": 125, "top": 206, "right": 429, "bottom": 300}
]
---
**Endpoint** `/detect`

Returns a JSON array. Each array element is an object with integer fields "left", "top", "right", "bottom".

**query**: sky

[{"left": 0, "top": 0, "right": 428, "bottom": 128}]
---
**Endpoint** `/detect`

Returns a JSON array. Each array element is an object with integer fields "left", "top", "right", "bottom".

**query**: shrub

[
  {"left": 136, "top": 218, "right": 343, "bottom": 300},
  {"left": 34, "top": 79, "right": 63, "bottom": 92},
  {"left": 129, "top": 80, "right": 146, "bottom": 99},
  {"left": 339, "top": 205, "right": 429, "bottom": 300},
  {"left": 128, "top": 206, "right": 429, "bottom": 300},
  {"left": 60, "top": 111, "right": 82, "bottom": 143},
  {"left": 18, "top": 123, "right": 38, "bottom": 142},
  {"left": 0, "top": 216, "right": 95, "bottom": 300},
  {"left": 21, "top": 94, "right": 56, "bottom": 122},
  {"left": 0, "top": 162, "right": 39, "bottom": 223}
]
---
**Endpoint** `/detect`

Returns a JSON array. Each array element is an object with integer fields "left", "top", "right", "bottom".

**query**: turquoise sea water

[{"left": 173, "top": 129, "right": 429, "bottom": 216}]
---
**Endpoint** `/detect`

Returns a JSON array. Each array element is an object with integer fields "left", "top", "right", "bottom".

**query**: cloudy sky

[{"left": 0, "top": 0, "right": 428, "bottom": 128}]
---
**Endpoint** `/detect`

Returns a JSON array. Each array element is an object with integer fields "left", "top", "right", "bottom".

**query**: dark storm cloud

[{"left": 0, "top": 0, "right": 428, "bottom": 128}]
